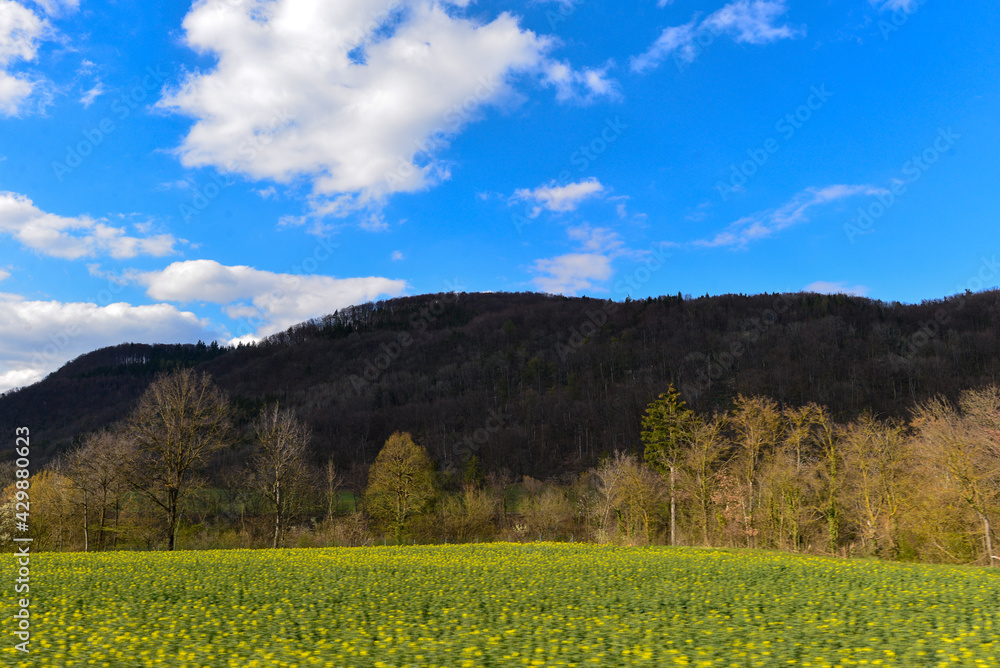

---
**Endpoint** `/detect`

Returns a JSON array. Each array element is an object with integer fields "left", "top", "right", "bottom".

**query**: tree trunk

[
  {"left": 98, "top": 489, "right": 108, "bottom": 552},
  {"left": 978, "top": 510, "right": 995, "bottom": 567},
  {"left": 273, "top": 482, "right": 282, "bottom": 549},
  {"left": 82, "top": 491, "right": 90, "bottom": 553},
  {"left": 113, "top": 497, "right": 120, "bottom": 550},
  {"left": 669, "top": 464, "right": 676, "bottom": 547},
  {"left": 166, "top": 488, "right": 179, "bottom": 551}
]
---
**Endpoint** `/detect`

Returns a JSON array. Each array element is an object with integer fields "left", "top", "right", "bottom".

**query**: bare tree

[
  {"left": 249, "top": 404, "right": 312, "bottom": 548},
  {"left": 814, "top": 407, "right": 843, "bottom": 554},
  {"left": 842, "top": 413, "right": 909, "bottom": 557},
  {"left": 592, "top": 451, "right": 663, "bottom": 545},
  {"left": 914, "top": 387, "right": 1000, "bottom": 566},
  {"left": 126, "top": 368, "right": 232, "bottom": 551},
  {"left": 65, "top": 429, "right": 129, "bottom": 552},
  {"left": 683, "top": 415, "right": 727, "bottom": 546},
  {"left": 729, "top": 395, "right": 784, "bottom": 546}
]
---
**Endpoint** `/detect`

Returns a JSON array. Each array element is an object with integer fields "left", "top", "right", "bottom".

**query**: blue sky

[{"left": 0, "top": 0, "right": 997, "bottom": 392}]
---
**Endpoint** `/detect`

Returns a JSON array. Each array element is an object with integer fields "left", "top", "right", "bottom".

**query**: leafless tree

[
  {"left": 126, "top": 368, "right": 232, "bottom": 551},
  {"left": 65, "top": 429, "right": 129, "bottom": 551},
  {"left": 248, "top": 404, "right": 312, "bottom": 548},
  {"left": 913, "top": 386, "right": 1000, "bottom": 566}
]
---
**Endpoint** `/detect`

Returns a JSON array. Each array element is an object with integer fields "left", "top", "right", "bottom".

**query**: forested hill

[{"left": 3, "top": 289, "right": 1000, "bottom": 477}]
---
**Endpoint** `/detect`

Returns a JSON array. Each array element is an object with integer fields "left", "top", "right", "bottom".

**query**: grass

[{"left": 3, "top": 543, "right": 998, "bottom": 666}]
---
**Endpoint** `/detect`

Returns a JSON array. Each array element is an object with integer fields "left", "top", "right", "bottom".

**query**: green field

[{"left": 3, "top": 543, "right": 998, "bottom": 667}]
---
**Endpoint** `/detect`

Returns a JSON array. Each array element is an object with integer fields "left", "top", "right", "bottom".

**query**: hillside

[{"left": 3, "top": 289, "right": 1000, "bottom": 476}]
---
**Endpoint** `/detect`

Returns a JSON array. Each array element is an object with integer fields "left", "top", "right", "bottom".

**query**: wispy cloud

[
  {"left": 631, "top": 0, "right": 804, "bottom": 73},
  {"left": 872, "top": 0, "right": 919, "bottom": 11},
  {"left": 804, "top": 281, "right": 870, "bottom": 297},
  {"left": 692, "top": 185, "right": 888, "bottom": 249},
  {"left": 541, "top": 60, "right": 620, "bottom": 104},
  {"left": 80, "top": 82, "right": 104, "bottom": 107}
]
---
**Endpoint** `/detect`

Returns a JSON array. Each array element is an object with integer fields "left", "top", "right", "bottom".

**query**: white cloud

[
  {"left": 0, "top": 192, "right": 179, "bottom": 259},
  {"left": 511, "top": 177, "right": 605, "bottom": 217},
  {"left": 872, "top": 0, "right": 918, "bottom": 11},
  {"left": 391, "top": 250, "right": 404, "bottom": 261},
  {"left": 158, "top": 0, "right": 617, "bottom": 213},
  {"left": 358, "top": 212, "right": 389, "bottom": 232},
  {"left": 80, "top": 82, "right": 103, "bottom": 107},
  {"left": 631, "top": 0, "right": 803, "bottom": 73},
  {"left": 133, "top": 259, "right": 408, "bottom": 340},
  {"left": 0, "top": 0, "right": 46, "bottom": 115},
  {"left": 566, "top": 224, "right": 625, "bottom": 253},
  {"left": 804, "top": 281, "right": 870, "bottom": 297},
  {"left": 631, "top": 22, "right": 699, "bottom": 73},
  {"left": 31, "top": 0, "right": 79, "bottom": 16},
  {"left": 541, "top": 59, "right": 619, "bottom": 104},
  {"left": 532, "top": 252, "right": 614, "bottom": 295},
  {"left": 692, "top": 184, "right": 888, "bottom": 249},
  {"left": 0, "top": 268, "right": 9, "bottom": 281},
  {"left": 531, "top": 225, "right": 626, "bottom": 295},
  {"left": 0, "top": 293, "right": 212, "bottom": 394}
]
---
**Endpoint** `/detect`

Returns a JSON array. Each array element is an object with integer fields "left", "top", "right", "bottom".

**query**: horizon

[{"left": 1, "top": 0, "right": 998, "bottom": 392}]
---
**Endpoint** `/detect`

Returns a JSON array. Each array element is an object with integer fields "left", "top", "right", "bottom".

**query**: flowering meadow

[{"left": 3, "top": 543, "right": 998, "bottom": 667}]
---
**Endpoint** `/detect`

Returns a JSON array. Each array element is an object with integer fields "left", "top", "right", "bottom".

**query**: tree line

[
  {"left": 5, "top": 289, "right": 1000, "bottom": 481},
  {"left": 2, "top": 369, "right": 997, "bottom": 567}
]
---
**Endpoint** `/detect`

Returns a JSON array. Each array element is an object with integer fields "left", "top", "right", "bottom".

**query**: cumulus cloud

[
  {"left": 158, "top": 0, "right": 617, "bottom": 214},
  {"left": 692, "top": 184, "right": 888, "bottom": 249},
  {"left": 0, "top": 0, "right": 47, "bottom": 115},
  {"left": 631, "top": 0, "right": 803, "bottom": 73},
  {"left": 132, "top": 259, "right": 408, "bottom": 340},
  {"left": 804, "top": 281, "right": 870, "bottom": 297},
  {"left": 0, "top": 292, "right": 212, "bottom": 394},
  {"left": 531, "top": 225, "right": 626, "bottom": 295},
  {"left": 511, "top": 177, "right": 605, "bottom": 218},
  {"left": 0, "top": 192, "right": 179, "bottom": 259}
]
